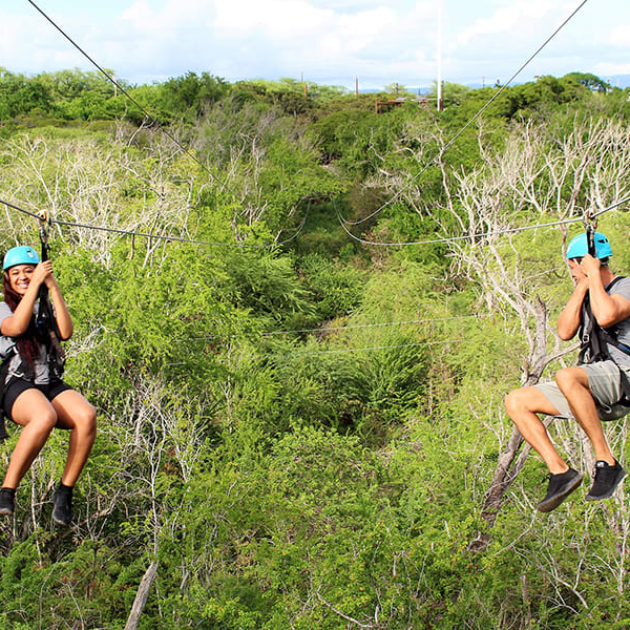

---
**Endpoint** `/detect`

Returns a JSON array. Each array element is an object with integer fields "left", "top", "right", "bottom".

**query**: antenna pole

[{"left": 437, "top": 0, "right": 443, "bottom": 112}]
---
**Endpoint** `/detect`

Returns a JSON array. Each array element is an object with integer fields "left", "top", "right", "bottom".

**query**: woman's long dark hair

[{"left": 2, "top": 273, "right": 40, "bottom": 371}]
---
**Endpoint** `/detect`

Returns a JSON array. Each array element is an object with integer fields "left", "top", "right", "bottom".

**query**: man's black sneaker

[
  {"left": 586, "top": 460, "right": 627, "bottom": 501},
  {"left": 537, "top": 467, "right": 584, "bottom": 513},
  {"left": 52, "top": 486, "right": 73, "bottom": 526},
  {"left": 0, "top": 488, "right": 15, "bottom": 516}
]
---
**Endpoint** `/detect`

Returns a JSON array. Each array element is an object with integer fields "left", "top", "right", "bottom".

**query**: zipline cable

[
  {"left": 25, "top": 0, "right": 318, "bottom": 249},
  {"left": 591, "top": 195, "right": 630, "bottom": 219},
  {"left": 86, "top": 205, "right": 310, "bottom": 249},
  {"left": 341, "top": 0, "right": 590, "bottom": 229},
  {"left": 336, "top": 202, "right": 584, "bottom": 247},
  {"left": 5, "top": 188, "right": 627, "bottom": 253},
  {"left": 260, "top": 314, "right": 483, "bottom": 337},
  {"left": 25, "top": 0, "right": 229, "bottom": 192},
  {"left": 187, "top": 314, "right": 489, "bottom": 342},
  {"left": 1, "top": 199, "right": 40, "bottom": 222},
  {"left": 170, "top": 336, "right": 468, "bottom": 365},
  {"left": 22, "top": 0, "right": 598, "bottom": 252},
  {"left": 0, "top": 197, "right": 311, "bottom": 250},
  {"left": 7, "top": 191, "right": 623, "bottom": 253},
  {"left": 256, "top": 338, "right": 466, "bottom": 360}
]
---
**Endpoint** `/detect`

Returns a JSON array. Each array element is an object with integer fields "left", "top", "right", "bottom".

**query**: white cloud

[
  {"left": 214, "top": 0, "right": 329, "bottom": 37},
  {"left": 3, "top": 0, "right": 630, "bottom": 89},
  {"left": 610, "top": 24, "right": 630, "bottom": 46},
  {"left": 120, "top": 0, "right": 214, "bottom": 35},
  {"left": 457, "top": 0, "right": 552, "bottom": 48},
  {"left": 595, "top": 61, "right": 630, "bottom": 77}
]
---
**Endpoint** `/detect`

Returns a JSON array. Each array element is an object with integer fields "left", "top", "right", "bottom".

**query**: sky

[{"left": 2, "top": 0, "right": 630, "bottom": 90}]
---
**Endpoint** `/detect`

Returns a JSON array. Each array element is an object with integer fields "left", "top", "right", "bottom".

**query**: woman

[{"left": 0, "top": 245, "right": 96, "bottom": 525}]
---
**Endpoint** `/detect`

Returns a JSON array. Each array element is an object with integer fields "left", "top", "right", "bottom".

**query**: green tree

[
  {"left": 563, "top": 71, "right": 610, "bottom": 92},
  {"left": 159, "top": 70, "right": 229, "bottom": 121}
]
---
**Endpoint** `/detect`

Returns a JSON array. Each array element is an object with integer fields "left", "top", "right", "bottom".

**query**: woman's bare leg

[
  {"left": 51, "top": 390, "right": 97, "bottom": 487},
  {"left": 2, "top": 389, "right": 57, "bottom": 489}
]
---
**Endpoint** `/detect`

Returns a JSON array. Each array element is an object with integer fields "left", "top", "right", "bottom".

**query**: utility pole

[
  {"left": 437, "top": 0, "right": 443, "bottom": 112},
  {"left": 355, "top": 76, "right": 359, "bottom": 96}
]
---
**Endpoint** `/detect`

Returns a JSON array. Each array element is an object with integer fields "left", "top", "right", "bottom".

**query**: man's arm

[
  {"left": 557, "top": 262, "right": 589, "bottom": 340},
  {"left": 581, "top": 255, "right": 630, "bottom": 329}
]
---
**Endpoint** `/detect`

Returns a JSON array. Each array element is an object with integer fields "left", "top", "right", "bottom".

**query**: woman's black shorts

[{"left": 3, "top": 377, "right": 72, "bottom": 420}]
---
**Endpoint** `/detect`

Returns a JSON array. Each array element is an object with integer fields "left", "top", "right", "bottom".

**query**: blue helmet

[
  {"left": 566, "top": 232, "right": 613, "bottom": 260},
  {"left": 3, "top": 246, "right": 40, "bottom": 271}
]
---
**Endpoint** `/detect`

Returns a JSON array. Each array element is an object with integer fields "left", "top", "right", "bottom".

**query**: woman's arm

[{"left": 45, "top": 272, "right": 73, "bottom": 340}]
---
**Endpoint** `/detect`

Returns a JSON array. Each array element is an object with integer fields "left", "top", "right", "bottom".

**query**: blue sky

[{"left": 2, "top": 0, "right": 630, "bottom": 90}]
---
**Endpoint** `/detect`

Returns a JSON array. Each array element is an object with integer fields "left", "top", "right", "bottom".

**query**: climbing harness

[
  {"left": 36, "top": 212, "right": 66, "bottom": 379},
  {"left": 578, "top": 276, "right": 630, "bottom": 406},
  {"left": 0, "top": 358, "right": 11, "bottom": 441},
  {"left": 577, "top": 214, "right": 630, "bottom": 406}
]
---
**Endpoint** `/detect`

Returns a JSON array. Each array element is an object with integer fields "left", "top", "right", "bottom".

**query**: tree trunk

[
  {"left": 470, "top": 298, "right": 550, "bottom": 552},
  {"left": 124, "top": 561, "right": 158, "bottom": 630}
]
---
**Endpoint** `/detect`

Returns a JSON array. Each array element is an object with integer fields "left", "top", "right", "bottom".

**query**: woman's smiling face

[{"left": 6, "top": 264, "right": 36, "bottom": 296}]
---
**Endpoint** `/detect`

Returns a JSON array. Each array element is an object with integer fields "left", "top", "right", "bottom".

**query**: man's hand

[
  {"left": 569, "top": 258, "right": 588, "bottom": 285},
  {"left": 580, "top": 254, "right": 601, "bottom": 279}
]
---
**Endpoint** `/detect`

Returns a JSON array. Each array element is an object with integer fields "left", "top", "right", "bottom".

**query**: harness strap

[
  {"left": 36, "top": 217, "right": 65, "bottom": 378},
  {"left": 579, "top": 276, "right": 630, "bottom": 406},
  {"left": 0, "top": 358, "right": 13, "bottom": 441}
]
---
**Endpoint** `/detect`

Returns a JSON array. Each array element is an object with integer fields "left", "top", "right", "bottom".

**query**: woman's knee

[
  {"left": 11, "top": 393, "right": 58, "bottom": 432},
  {"left": 52, "top": 391, "right": 97, "bottom": 434},
  {"left": 73, "top": 403, "right": 97, "bottom": 436},
  {"left": 24, "top": 409, "right": 58, "bottom": 435}
]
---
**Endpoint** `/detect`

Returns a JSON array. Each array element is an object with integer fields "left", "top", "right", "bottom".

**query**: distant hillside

[
  {"left": 359, "top": 74, "right": 630, "bottom": 96},
  {"left": 606, "top": 74, "right": 630, "bottom": 89}
]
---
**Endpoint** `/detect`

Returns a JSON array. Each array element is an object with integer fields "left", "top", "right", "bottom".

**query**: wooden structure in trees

[{"left": 375, "top": 96, "right": 430, "bottom": 114}]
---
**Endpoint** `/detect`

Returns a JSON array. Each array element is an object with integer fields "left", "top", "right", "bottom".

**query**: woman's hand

[{"left": 32, "top": 260, "right": 54, "bottom": 289}]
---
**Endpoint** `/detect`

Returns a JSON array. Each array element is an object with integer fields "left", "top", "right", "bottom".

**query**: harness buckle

[{"left": 38, "top": 210, "right": 51, "bottom": 261}]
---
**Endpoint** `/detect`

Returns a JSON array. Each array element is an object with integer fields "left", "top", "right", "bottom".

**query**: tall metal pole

[{"left": 437, "top": 0, "right": 443, "bottom": 112}]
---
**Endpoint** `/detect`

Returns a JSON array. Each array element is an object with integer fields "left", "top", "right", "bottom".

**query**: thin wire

[
  {"left": 25, "top": 0, "right": 320, "bottom": 249},
  {"left": 53, "top": 207, "right": 311, "bottom": 249},
  {"left": 259, "top": 338, "right": 466, "bottom": 359},
  {"left": 172, "top": 337, "right": 468, "bottom": 366},
  {"left": 342, "top": 0, "right": 590, "bottom": 228},
  {"left": 0, "top": 197, "right": 311, "bottom": 250},
  {"left": 337, "top": 202, "right": 583, "bottom": 247},
  {"left": 1, "top": 199, "right": 41, "bottom": 221},
  {"left": 186, "top": 314, "right": 487, "bottom": 342},
  {"left": 522, "top": 266, "right": 564, "bottom": 281},
  {"left": 261, "top": 314, "right": 483, "bottom": 337},
  {"left": 590, "top": 195, "right": 630, "bottom": 219},
  {"left": 25, "top": 0, "right": 225, "bottom": 188}
]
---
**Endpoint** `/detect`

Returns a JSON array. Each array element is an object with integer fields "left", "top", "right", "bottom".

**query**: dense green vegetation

[{"left": 2, "top": 67, "right": 630, "bottom": 629}]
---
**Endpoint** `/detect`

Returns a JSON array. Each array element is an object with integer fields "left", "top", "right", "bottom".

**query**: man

[{"left": 505, "top": 231, "right": 630, "bottom": 512}]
